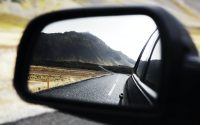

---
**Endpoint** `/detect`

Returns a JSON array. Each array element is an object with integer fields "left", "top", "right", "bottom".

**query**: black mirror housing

[{"left": 14, "top": 6, "right": 199, "bottom": 124}]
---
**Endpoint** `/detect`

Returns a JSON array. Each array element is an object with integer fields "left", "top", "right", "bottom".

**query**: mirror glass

[{"left": 28, "top": 15, "right": 161, "bottom": 107}]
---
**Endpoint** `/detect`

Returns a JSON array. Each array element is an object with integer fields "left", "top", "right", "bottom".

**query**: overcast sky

[{"left": 42, "top": 15, "right": 157, "bottom": 60}]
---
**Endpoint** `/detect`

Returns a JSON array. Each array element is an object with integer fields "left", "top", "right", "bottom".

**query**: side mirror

[{"left": 14, "top": 6, "right": 199, "bottom": 124}]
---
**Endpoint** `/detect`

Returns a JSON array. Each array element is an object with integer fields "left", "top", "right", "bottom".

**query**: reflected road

[{"left": 38, "top": 74, "right": 129, "bottom": 105}]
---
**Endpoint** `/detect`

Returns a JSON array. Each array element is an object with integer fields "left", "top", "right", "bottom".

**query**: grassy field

[
  {"left": 0, "top": 13, "right": 28, "bottom": 30},
  {"left": 187, "top": 27, "right": 200, "bottom": 50},
  {"left": 28, "top": 65, "right": 109, "bottom": 93}
]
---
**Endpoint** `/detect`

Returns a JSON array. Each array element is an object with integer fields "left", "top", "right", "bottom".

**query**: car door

[{"left": 122, "top": 29, "right": 160, "bottom": 106}]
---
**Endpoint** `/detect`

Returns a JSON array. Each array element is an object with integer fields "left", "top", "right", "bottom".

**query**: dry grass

[
  {"left": 0, "top": 13, "right": 28, "bottom": 30},
  {"left": 187, "top": 27, "right": 200, "bottom": 50},
  {"left": 28, "top": 65, "right": 109, "bottom": 93}
]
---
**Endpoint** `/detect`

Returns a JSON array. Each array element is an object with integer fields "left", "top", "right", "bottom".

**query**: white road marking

[
  {"left": 108, "top": 76, "right": 120, "bottom": 96},
  {"left": 108, "top": 83, "right": 116, "bottom": 96},
  {"left": 116, "top": 79, "right": 118, "bottom": 82}
]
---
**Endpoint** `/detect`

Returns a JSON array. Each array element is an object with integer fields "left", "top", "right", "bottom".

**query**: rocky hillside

[{"left": 32, "top": 31, "right": 135, "bottom": 67}]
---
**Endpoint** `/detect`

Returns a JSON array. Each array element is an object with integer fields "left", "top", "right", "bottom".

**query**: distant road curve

[{"left": 98, "top": 65, "right": 113, "bottom": 73}]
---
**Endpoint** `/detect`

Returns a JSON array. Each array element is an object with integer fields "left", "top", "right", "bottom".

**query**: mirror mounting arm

[{"left": 176, "top": 55, "right": 200, "bottom": 119}]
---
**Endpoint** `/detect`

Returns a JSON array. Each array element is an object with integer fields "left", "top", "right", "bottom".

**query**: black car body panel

[{"left": 122, "top": 29, "right": 160, "bottom": 107}]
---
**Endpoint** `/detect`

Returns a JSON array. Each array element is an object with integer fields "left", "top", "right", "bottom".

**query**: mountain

[{"left": 32, "top": 31, "right": 135, "bottom": 67}]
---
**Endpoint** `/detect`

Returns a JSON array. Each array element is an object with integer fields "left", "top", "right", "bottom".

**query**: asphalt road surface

[{"left": 38, "top": 74, "right": 129, "bottom": 105}]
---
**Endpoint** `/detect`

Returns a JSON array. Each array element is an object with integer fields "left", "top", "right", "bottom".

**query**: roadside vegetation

[
  {"left": 28, "top": 65, "right": 110, "bottom": 93},
  {"left": 187, "top": 27, "right": 200, "bottom": 50},
  {"left": 0, "top": 13, "right": 28, "bottom": 30}
]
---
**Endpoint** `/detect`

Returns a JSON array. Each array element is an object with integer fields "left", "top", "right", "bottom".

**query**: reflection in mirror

[{"left": 28, "top": 15, "right": 161, "bottom": 107}]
